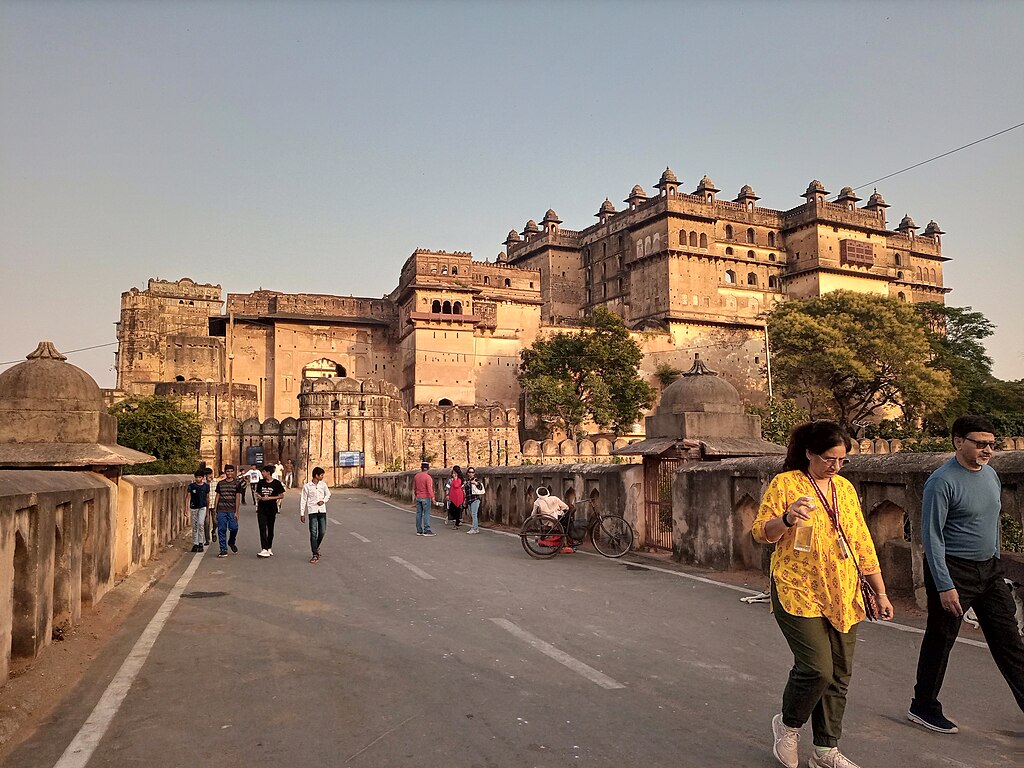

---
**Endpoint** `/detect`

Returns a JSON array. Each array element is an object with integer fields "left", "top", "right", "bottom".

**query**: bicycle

[{"left": 520, "top": 500, "right": 634, "bottom": 560}]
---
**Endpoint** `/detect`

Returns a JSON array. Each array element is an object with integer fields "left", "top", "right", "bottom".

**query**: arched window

[
  {"left": 689, "top": 232, "right": 698, "bottom": 248},
  {"left": 504, "top": 278, "right": 511, "bottom": 287},
  {"left": 442, "top": 300, "right": 452, "bottom": 314},
  {"left": 451, "top": 266, "right": 458, "bottom": 275},
  {"left": 175, "top": 375, "right": 185, "bottom": 382},
  {"left": 897, "top": 292, "right": 906, "bottom": 302},
  {"left": 726, "top": 247, "right": 734, "bottom": 255},
  {"left": 747, "top": 250, "right": 755, "bottom": 259},
  {"left": 636, "top": 242, "right": 644, "bottom": 258},
  {"left": 699, "top": 233, "right": 708, "bottom": 249},
  {"left": 483, "top": 275, "right": 490, "bottom": 285},
  {"left": 768, "top": 253, "right": 776, "bottom": 262},
  {"left": 679, "top": 229, "right": 687, "bottom": 245},
  {"left": 724, "top": 270, "right": 736, "bottom": 284},
  {"left": 438, "top": 398, "right": 454, "bottom": 407},
  {"left": 453, "top": 301, "right": 463, "bottom": 314},
  {"left": 896, "top": 271, "right": 904, "bottom": 280},
  {"left": 930, "top": 268, "right": 937, "bottom": 282},
  {"left": 747, "top": 272, "right": 758, "bottom": 286},
  {"left": 440, "top": 266, "right": 448, "bottom": 275},
  {"left": 768, "top": 275, "right": 779, "bottom": 289},
  {"left": 746, "top": 228, "right": 755, "bottom": 244},
  {"left": 768, "top": 232, "right": 776, "bottom": 247},
  {"left": 916, "top": 267, "right": 923, "bottom": 280},
  {"left": 725, "top": 224, "right": 734, "bottom": 240},
  {"left": 894, "top": 253, "right": 902, "bottom": 266},
  {"left": 431, "top": 300, "right": 441, "bottom": 313}
]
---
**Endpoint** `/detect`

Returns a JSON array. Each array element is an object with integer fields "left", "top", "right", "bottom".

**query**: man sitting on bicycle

[{"left": 532, "top": 487, "right": 574, "bottom": 554}]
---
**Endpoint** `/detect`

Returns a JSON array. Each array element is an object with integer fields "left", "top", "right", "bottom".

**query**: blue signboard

[{"left": 336, "top": 451, "right": 364, "bottom": 467}]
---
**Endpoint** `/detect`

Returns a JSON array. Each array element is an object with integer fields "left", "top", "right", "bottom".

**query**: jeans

[
  {"left": 913, "top": 555, "right": 1024, "bottom": 714},
  {"left": 190, "top": 506, "right": 206, "bottom": 546},
  {"left": 415, "top": 498, "right": 432, "bottom": 533},
  {"left": 772, "top": 582, "right": 858, "bottom": 748},
  {"left": 308, "top": 512, "right": 327, "bottom": 554},
  {"left": 257, "top": 508, "right": 278, "bottom": 550},
  {"left": 216, "top": 510, "right": 238, "bottom": 553},
  {"left": 468, "top": 499, "right": 481, "bottom": 530}
]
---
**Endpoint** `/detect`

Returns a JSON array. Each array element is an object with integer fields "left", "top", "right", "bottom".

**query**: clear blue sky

[{"left": 2, "top": 0, "right": 1022, "bottom": 387}]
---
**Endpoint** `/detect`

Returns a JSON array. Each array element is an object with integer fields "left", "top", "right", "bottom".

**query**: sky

[{"left": 1, "top": 0, "right": 1022, "bottom": 388}]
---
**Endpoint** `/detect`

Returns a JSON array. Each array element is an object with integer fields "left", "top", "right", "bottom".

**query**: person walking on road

[
  {"left": 465, "top": 467, "right": 484, "bottom": 534},
  {"left": 255, "top": 464, "right": 286, "bottom": 558},
  {"left": 413, "top": 461, "right": 436, "bottom": 537},
  {"left": 300, "top": 466, "right": 332, "bottom": 563},
  {"left": 752, "top": 421, "right": 894, "bottom": 768},
  {"left": 247, "top": 465, "right": 261, "bottom": 501},
  {"left": 213, "top": 465, "right": 244, "bottom": 558},
  {"left": 186, "top": 469, "right": 210, "bottom": 553},
  {"left": 909, "top": 415, "right": 1024, "bottom": 733},
  {"left": 445, "top": 465, "right": 465, "bottom": 530}
]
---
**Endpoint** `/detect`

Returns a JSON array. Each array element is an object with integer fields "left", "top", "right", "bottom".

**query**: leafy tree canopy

[
  {"left": 109, "top": 395, "right": 202, "bottom": 475},
  {"left": 746, "top": 397, "right": 808, "bottom": 445},
  {"left": 767, "top": 291, "right": 950, "bottom": 431},
  {"left": 518, "top": 307, "right": 655, "bottom": 439}
]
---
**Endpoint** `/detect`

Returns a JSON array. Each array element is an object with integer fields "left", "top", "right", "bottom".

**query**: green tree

[
  {"left": 109, "top": 395, "right": 202, "bottom": 475},
  {"left": 745, "top": 397, "right": 808, "bottom": 445},
  {"left": 518, "top": 307, "right": 655, "bottom": 439},
  {"left": 766, "top": 291, "right": 950, "bottom": 431}
]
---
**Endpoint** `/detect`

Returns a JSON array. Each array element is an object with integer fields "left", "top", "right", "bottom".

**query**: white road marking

[
  {"left": 53, "top": 552, "right": 204, "bottom": 768},
  {"left": 389, "top": 556, "right": 435, "bottom": 580},
  {"left": 349, "top": 531, "right": 371, "bottom": 543},
  {"left": 491, "top": 618, "right": 625, "bottom": 690},
  {"left": 374, "top": 498, "right": 446, "bottom": 521},
  {"left": 328, "top": 517, "right": 342, "bottom": 525},
  {"left": 370, "top": 494, "right": 988, "bottom": 650}
]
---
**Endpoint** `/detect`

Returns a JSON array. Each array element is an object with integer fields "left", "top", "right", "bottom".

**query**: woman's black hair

[
  {"left": 451, "top": 465, "right": 463, "bottom": 480},
  {"left": 782, "top": 421, "right": 852, "bottom": 472}
]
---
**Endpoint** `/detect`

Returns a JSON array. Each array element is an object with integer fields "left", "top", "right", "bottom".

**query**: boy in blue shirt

[{"left": 186, "top": 470, "right": 210, "bottom": 553}]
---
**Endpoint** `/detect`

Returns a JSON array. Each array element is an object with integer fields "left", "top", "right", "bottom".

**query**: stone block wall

[
  {"left": 1, "top": 471, "right": 189, "bottom": 689},
  {"left": 364, "top": 463, "right": 643, "bottom": 533},
  {"left": 671, "top": 452, "right": 1024, "bottom": 606}
]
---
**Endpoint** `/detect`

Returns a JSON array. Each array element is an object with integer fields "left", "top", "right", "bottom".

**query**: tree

[
  {"left": 109, "top": 395, "right": 202, "bottom": 475},
  {"left": 745, "top": 397, "right": 808, "bottom": 445},
  {"left": 518, "top": 307, "right": 655, "bottom": 439},
  {"left": 766, "top": 291, "right": 950, "bottom": 431}
]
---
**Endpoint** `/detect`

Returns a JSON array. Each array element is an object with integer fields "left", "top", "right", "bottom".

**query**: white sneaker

[
  {"left": 808, "top": 748, "right": 861, "bottom": 768},
  {"left": 267, "top": 549, "right": 273, "bottom": 556},
  {"left": 467, "top": 528, "right": 479, "bottom": 534},
  {"left": 771, "top": 714, "right": 799, "bottom": 768},
  {"left": 257, "top": 549, "right": 270, "bottom": 558}
]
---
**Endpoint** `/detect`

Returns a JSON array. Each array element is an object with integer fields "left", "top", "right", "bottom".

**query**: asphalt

[{"left": 6, "top": 488, "right": 1022, "bottom": 768}]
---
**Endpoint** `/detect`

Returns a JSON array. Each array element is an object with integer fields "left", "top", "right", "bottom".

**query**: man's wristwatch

[{"left": 782, "top": 512, "right": 795, "bottom": 527}]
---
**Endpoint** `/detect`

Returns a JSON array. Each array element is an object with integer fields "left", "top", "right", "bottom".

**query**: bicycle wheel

[
  {"left": 591, "top": 514, "right": 634, "bottom": 558},
  {"left": 520, "top": 514, "right": 565, "bottom": 559}
]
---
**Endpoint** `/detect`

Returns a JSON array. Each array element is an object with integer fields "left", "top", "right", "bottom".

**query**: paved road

[{"left": 7, "top": 489, "right": 1021, "bottom": 768}]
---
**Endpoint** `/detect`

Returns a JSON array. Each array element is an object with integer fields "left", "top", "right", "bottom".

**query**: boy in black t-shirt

[
  {"left": 255, "top": 464, "right": 286, "bottom": 558},
  {"left": 186, "top": 470, "right": 210, "bottom": 552}
]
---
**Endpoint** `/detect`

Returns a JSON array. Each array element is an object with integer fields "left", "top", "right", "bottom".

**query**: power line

[{"left": 850, "top": 120, "right": 1024, "bottom": 193}]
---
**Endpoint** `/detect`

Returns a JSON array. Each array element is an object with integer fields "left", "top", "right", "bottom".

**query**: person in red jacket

[
  {"left": 412, "top": 461, "right": 436, "bottom": 537},
  {"left": 445, "top": 466, "right": 465, "bottom": 529}
]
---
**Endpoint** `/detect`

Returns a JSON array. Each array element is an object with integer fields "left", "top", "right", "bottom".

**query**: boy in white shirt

[{"left": 300, "top": 466, "right": 332, "bottom": 563}]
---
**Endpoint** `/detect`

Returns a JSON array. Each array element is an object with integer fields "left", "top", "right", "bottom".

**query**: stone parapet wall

[
  {"left": 521, "top": 437, "right": 640, "bottom": 465},
  {"left": 0, "top": 471, "right": 189, "bottom": 689},
  {"left": 851, "top": 437, "right": 1024, "bottom": 454},
  {"left": 364, "top": 463, "right": 643, "bottom": 532},
  {"left": 671, "top": 453, "right": 1024, "bottom": 608}
]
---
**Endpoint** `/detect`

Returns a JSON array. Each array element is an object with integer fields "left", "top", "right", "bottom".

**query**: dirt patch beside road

[{"left": 0, "top": 535, "right": 188, "bottom": 762}]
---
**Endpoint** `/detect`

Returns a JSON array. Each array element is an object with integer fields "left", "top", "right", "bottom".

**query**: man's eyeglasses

[
  {"left": 814, "top": 454, "right": 850, "bottom": 467},
  {"left": 961, "top": 437, "right": 998, "bottom": 450}
]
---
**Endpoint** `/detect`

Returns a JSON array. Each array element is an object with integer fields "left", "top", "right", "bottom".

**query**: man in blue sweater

[{"left": 909, "top": 415, "right": 1024, "bottom": 733}]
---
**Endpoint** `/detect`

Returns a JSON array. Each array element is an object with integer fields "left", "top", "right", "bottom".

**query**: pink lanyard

[{"left": 803, "top": 471, "right": 839, "bottom": 533}]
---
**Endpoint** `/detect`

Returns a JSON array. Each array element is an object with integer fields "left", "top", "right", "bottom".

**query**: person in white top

[
  {"left": 532, "top": 486, "right": 573, "bottom": 554},
  {"left": 300, "top": 466, "right": 332, "bottom": 563}
]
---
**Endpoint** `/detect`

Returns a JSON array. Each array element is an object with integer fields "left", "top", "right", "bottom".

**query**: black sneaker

[
  {"left": 229, "top": 543, "right": 238, "bottom": 553},
  {"left": 196, "top": 544, "right": 204, "bottom": 552},
  {"left": 190, "top": 544, "right": 199, "bottom": 553},
  {"left": 422, "top": 531, "right": 436, "bottom": 537},
  {"left": 217, "top": 551, "right": 229, "bottom": 558},
  {"left": 908, "top": 705, "right": 958, "bottom": 734}
]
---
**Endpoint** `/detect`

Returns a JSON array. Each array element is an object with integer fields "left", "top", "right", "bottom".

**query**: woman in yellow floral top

[{"left": 752, "top": 421, "right": 894, "bottom": 768}]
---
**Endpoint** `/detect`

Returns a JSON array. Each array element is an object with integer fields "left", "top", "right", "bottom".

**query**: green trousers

[{"left": 771, "top": 582, "right": 859, "bottom": 748}]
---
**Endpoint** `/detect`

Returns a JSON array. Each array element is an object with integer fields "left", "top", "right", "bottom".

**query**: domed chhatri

[
  {"left": 658, "top": 360, "right": 741, "bottom": 415},
  {"left": 0, "top": 341, "right": 152, "bottom": 467},
  {"left": 659, "top": 167, "right": 678, "bottom": 185},
  {"left": 598, "top": 198, "right": 616, "bottom": 214},
  {"left": 898, "top": 213, "right": 919, "bottom": 231}
]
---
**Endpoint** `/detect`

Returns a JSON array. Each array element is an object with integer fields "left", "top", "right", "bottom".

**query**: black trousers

[
  {"left": 913, "top": 555, "right": 1024, "bottom": 714},
  {"left": 257, "top": 508, "right": 278, "bottom": 550}
]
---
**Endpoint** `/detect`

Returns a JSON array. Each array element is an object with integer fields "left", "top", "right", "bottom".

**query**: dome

[
  {"left": 599, "top": 198, "right": 616, "bottom": 213},
  {"left": 837, "top": 186, "right": 860, "bottom": 200},
  {"left": 629, "top": 184, "right": 646, "bottom": 197},
  {"left": 542, "top": 208, "right": 561, "bottom": 223},
  {"left": 504, "top": 229, "right": 521, "bottom": 242},
  {"left": 657, "top": 361, "right": 741, "bottom": 414},
  {"left": 659, "top": 167, "right": 678, "bottom": 184},
  {"left": 866, "top": 189, "right": 888, "bottom": 207},
  {"left": 924, "top": 220, "right": 945, "bottom": 236},
  {"left": 695, "top": 175, "right": 718, "bottom": 192},
  {"left": 523, "top": 219, "right": 540, "bottom": 233},
  {"left": 739, "top": 184, "right": 755, "bottom": 195},
  {"left": 0, "top": 341, "right": 102, "bottom": 420},
  {"left": 898, "top": 214, "right": 918, "bottom": 230},
  {"left": 804, "top": 180, "right": 828, "bottom": 195}
]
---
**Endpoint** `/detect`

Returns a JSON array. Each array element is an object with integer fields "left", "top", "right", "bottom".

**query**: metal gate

[{"left": 643, "top": 457, "right": 682, "bottom": 551}]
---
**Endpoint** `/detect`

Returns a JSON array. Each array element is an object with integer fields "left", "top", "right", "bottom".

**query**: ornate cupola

[
  {"left": 803, "top": 179, "right": 829, "bottom": 205},
  {"left": 734, "top": 184, "right": 760, "bottom": 208},
  {"left": 694, "top": 175, "right": 719, "bottom": 203},
  {"left": 522, "top": 219, "right": 540, "bottom": 240},
  {"left": 923, "top": 219, "right": 945, "bottom": 244},
  {"left": 625, "top": 184, "right": 648, "bottom": 210},
  {"left": 836, "top": 186, "right": 861, "bottom": 210},
  {"left": 655, "top": 167, "right": 680, "bottom": 197},
  {"left": 897, "top": 214, "right": 919, "bottom": 238},
  {"left": 541, "top": 208, "right": 561, "bottom": 234},
  {"left": 503, "top": 229, "right": 521, "bottom": 249},
  {"left": 595, "top": 197, "right": 617, "bottom": 224}
]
